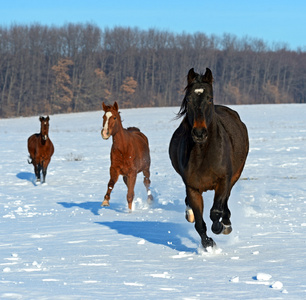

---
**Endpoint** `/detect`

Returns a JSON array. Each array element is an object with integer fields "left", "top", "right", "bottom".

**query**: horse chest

[
  {"left": 185, "top": 164, "right": 218, "bottom": 191},
  {"left": 36, "top": 140, "right": 53, "bottom": 156},
  {"left": 111, "top": 149, "right": 135, "bottom": 174},
  {"left": 184, "top": 147, "right": 221, "bottom": 191}
]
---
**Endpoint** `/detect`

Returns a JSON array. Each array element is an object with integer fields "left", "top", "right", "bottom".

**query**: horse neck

[
  {"left": 40, "top": 129, "right": 49, "bottom": 145},
  {"left": 111, "top": 118, "right": 126, "bottom": 148}
]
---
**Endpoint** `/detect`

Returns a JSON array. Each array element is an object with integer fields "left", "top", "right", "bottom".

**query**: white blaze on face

[
  {"left": 102, "top": 111, "right": 112, "bottom": 139},
  {"left": 42, "top": 122, "right": 48, "bottom": 140},
  {"left": 194, "top": 88, "right": 204, "bottom": 95}
]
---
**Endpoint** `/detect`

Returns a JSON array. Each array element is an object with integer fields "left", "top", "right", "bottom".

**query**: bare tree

[{"left": 0, "top": 24, "right": 305, "bottom": 118}]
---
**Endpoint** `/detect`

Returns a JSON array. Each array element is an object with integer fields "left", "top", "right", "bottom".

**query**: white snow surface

[{"left": 1, "top": 104, "right": 305, "bottom": 299}]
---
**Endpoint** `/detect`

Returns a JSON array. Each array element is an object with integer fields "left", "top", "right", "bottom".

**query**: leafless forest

[{"left": 0, "top": 23, "right": 305, "bottom": 117}]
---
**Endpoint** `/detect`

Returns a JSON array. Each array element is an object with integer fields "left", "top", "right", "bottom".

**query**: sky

[{"left": 1, "top": 0, "right": 306, "bottom": 50}]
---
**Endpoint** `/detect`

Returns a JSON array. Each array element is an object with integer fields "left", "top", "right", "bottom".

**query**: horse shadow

[
  {"left": 16, "top": 172, "right": 36, "bottom": 185},
  {"left": 95, "top": 220, "right": 197, "bottom": 252},
  {"left": 57, "top": 200, "right": 127, "bottom": 215},
  {"left": 58, "top": 201, "right": 102, "bottom": 216}
]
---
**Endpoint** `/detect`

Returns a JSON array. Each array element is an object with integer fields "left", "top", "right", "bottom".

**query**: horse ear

[
  {"left": 187, "top": 68, "right": 196, "bottom": 85},
  {"left": 113, "top": 101, "right": 119, "bottom": 111},
  {"left": 39, "top": 116, "right": 43, "bottom": 122},
  {"left": 102, "top": 102, "right": 107, "bottom": 111},
  {"left": 46, "top": 116, "right": 50, "bottom": 121},
  {"left": 203, "top": 68, "right": 213, "bottom": 85}
]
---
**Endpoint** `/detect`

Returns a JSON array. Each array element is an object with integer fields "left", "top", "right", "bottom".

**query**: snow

[{"left": 1, "top": 104, "right": 306, "bottom": 299}]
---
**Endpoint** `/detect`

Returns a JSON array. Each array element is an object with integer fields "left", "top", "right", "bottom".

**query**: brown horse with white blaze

[
  {"left": 169, "top": 68, "right": 249, "bottom": 249},
  {"left": 101, "top": 101, "right": 153, "bottom": 210},
  {"left": 28, "top": 116, "right": 54, "bottom": 183}
]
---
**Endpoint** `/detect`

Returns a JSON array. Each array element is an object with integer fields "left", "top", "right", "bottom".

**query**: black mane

[{"left": 176, "top": 71, "right": 206, "bottom": 119}]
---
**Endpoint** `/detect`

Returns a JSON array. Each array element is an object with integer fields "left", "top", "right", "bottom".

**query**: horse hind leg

[{"left": 143, "top": 169, "right": 153, "bottom": 204}]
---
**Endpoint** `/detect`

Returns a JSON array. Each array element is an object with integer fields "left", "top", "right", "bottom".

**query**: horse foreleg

[
  {"left": 221, "top": 201, "right": 232, "bottom": 235},
  {"left": 143, "top": 169, "right": 153, "bottom": 204},
  {"left": 126, "top": 173, "right": 137, "bottom": 210},
  {"left": 185, "top": 196, "right": 195, "bottom": 223},
  {"left": 35, "top": 163, "right": 41, "bottom": 182},
  {"left": 187, "top": 187, "right": 215, "bottom": 249},
  {"left": 102, "top": 167, "right": 119, "bottom": 207},
  {"left": 210, "top": 180, "right": 232, "bottom": 235},
  {"left": 42, "top": 159, "right": 50, "bottom": 183}
]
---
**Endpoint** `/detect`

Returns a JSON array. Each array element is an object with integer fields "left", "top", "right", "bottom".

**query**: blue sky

[{"left": 2, "top": 0, "right": 305, "bottom": 50}]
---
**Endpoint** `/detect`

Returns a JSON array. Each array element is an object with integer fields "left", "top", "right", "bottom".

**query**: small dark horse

[
  {"left": 28, "top": 116, "right": 54, "bottom": 183},
  {"left": 169, "top": 68, "right": 249, "bottom": 249},
  {"left": 101, "top": 101, "right": 153, "bottom": 210}
]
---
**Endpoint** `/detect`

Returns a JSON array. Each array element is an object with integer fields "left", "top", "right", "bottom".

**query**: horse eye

[{"left": 113, "top": 117, "right": 117, "bottom": 120}]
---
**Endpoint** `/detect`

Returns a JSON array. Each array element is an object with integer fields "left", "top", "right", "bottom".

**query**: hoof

[
  {"left": 212, "top": 221, "right": 232, "bottom": 235},
  {"left": 147, "top": 194, "right": 153, "bottom": 205},
  {"left": 185, "top": 206, "right": 195, "bottom": 223},
  {"left": 222, "top": 224, "right": 232, "bottom": 235},
  {"left": 101, "top": 199, "right": 110, "bottom": 207},
  {"left": 211, "top": 221, "right": 224, "bottom": 235},
  {"left": 201, "top": 236, "right": 216, "bottom": 249}
]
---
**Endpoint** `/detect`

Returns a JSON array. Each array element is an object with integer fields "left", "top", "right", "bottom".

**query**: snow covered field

[{"left": 1, "top": 104, "right": 306, "bottom": 299}]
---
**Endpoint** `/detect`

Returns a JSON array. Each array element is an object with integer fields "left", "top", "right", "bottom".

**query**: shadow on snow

[
  {"left": 57, "top": 201, "right": 124, "bottom": 216},
  {"left": 57, "top": 200, "right": 198, "bottom": 252},
  {"left": 16, "top": 172, "right": 36, "bottom": 185},
  {"left": 95, "top": 220, "right": 197, "bottom": 252}
]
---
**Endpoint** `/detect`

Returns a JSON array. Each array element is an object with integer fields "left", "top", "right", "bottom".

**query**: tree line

[{"left": 0, "top": 23, "right": 305, "bottom": 118}]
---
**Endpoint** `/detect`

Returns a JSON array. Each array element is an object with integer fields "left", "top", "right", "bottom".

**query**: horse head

[
  {"left": 39, "top": 116, "right": 50, "bottom": 141},
  {"left": 101, "top": 101, "right": 121, "bottom": 140},
  {"left": 181, "top": 68, "right": 214, "bottom": 144}
]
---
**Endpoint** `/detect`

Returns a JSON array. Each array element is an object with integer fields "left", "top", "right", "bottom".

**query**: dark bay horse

[
  {"left": 101, "top": 101, "right": 153, "bottom": 210},
  {"left": 169, "top": 68, "right": 249, "bottom": 249},
  {"left": 28, "top": 116, "right": 54, "bottom": 183}
]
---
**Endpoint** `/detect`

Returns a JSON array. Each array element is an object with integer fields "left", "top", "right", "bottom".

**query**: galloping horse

[
  {"left": 101, "top": 101, "right": 153, "bottom": 210},
  {"left": 28, "top": 116, "right": 54, "bottom": 183},
  {"left": 169, "top": 68, "right": 249, "bottom": 249}
]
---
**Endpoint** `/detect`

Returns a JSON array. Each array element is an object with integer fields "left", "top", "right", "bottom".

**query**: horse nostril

[
  {"left": 193, "top": 128, "right": 206, "bottom": 137},
  {"left": 101, "top": 129, "right": 109, "bottom": 139},
  {"left": 192, "top": 128, "right": 207, "bottom": 141}
]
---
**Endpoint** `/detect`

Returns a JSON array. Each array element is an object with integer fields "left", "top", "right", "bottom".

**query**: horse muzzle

[
  {"left": 191, "top": 127, "right": 208, "bottom": 144},
  {"left": 101, "top": 129, "right": 110, "bottom": 140},
  {"left": 42, "top": 135, "right": 48, "bottom": 141}
]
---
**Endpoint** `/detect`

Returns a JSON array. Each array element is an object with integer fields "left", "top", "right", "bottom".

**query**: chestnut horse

[
  {"left": 28, "top": 116, "right": 54, "bottom": 183},
  {"left": 101, "top": 101, "right": 153, "bottom": 210},
  {"left": 169, "top": 68, "right": 249, "bottom": 249}
]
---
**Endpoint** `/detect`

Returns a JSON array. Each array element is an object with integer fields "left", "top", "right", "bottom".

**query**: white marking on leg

[
  {"left": 185, "top": 205, "right": 195, "bottom": 223},
  {"left": 147, "top": 189, "right": 153, "bottom": 204}
]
